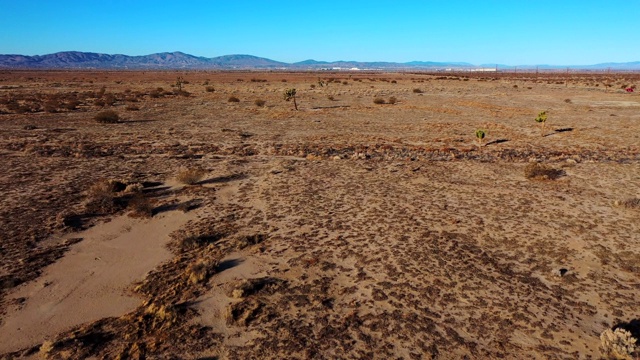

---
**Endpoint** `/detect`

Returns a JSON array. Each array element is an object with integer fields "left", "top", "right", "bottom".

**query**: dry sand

[
  {"left": 0, "top": 208, "right": 195, "bottom": 353},
  {"left": 0, "top": 70, "right": 639, "bottom": 359}
]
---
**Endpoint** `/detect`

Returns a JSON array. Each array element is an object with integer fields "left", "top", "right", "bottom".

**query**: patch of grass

[
  {"left": 94, "top": 110, "right": 119, "bottom": 123},
  {"left": 176, "top": 167, "right": 206, "bottom": 185},
  {"left": 228, "top": 96, "right": 240, "bottom": 103},
  {"left": 524, "top": 163, "right": 565, "bottom": 180}
]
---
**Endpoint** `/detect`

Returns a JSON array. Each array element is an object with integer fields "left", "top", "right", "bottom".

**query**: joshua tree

[
  {"left": 535, "top": 111, "right": 548, "bottom": 136},
  {"left": 175, "top": 76, "right": 184, "bottom": 92},
  {"left": 475, "top": 129, "right": 486, "bottom": 147},
  {"left": 284, "top": 88, "right": 298, "bottom": 110}
]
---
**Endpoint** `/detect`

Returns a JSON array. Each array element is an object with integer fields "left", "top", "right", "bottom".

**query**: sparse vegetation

[
  {"left": 524, "top": 162, "right": 564, "bottom": 180},
  {"left": 475, "top": 129, "right": 486, "bottom": 146},
  {"left": 534, "top": 110, "right": 548, "bottom": 136},
  {"left": 176, "top": 167, "right": 206, "bottom": 185},
  {"left": 614, "top": 197, "right": 640, "bottom": 209},
  {"left": 600, "top": 328, "right": 638, "bottom": 360},
  {"left": 94, "top": 110, "right": 120, "bottom": 123},
  {"left": 128, "top": 193, "right": 154, "bottom": 218},
  {"left": 284, "top": 88, "right": 298, "bottom": 110}
]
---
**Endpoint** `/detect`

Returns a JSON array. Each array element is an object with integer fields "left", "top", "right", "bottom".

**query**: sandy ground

[{"left": 0, "top": 70, "right": 639, "bottom": 359}]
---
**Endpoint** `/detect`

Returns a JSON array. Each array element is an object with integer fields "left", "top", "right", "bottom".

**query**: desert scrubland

[{"left": 0, "top": 70, "right": 639, "bottom": 359}]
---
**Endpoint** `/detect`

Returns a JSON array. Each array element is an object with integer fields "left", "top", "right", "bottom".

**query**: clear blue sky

[{"left": 1, "top": 1, "right": 638, "bottom": 65}]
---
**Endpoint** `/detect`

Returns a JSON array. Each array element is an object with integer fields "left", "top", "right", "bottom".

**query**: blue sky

[{"left": 1, "top": 1, "right": 638, "bottom": 65}]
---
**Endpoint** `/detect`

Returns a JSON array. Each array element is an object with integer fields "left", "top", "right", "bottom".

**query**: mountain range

[{"left": 1, "top": 51, "right": 639, "bottom": 71}]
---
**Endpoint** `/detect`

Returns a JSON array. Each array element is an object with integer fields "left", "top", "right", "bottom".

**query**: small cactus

[
  {"left": 534, "top": 111, "right": 548, "bottom": 136},
  {"left": 475, "top": 129, "right": 486, "bottom": 146}
]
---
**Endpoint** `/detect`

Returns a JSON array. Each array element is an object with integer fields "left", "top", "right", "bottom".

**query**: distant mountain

[
  {"left": 0, "top": 51, "right": 286, "bottom": 69},
  {"left": 0, "top": 51, "right": 639, "bottom": 70}
]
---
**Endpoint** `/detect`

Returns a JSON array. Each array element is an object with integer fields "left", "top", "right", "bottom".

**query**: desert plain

[{"left": 0, "top": 70, "right": 639, "bottom": 359}]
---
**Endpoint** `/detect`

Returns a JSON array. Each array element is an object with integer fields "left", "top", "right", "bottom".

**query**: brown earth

[{"left": 0, "top": 70, "right": 639, "bottom": 359}]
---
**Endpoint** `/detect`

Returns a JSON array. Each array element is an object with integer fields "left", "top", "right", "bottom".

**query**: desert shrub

[
  {"left": 103, "top": 93, "right": 117, "bottom": 106},
  {"left": 173, "top": 231, "right": 225, "bottom": 253},
  {"left": 281, "top": 79, "right": 287, "bottom": 82},
  {"left": 564, "top": 99, "right": 572, "bottom": 103},
  {"left": 64, "top": 100, "right": 80, "bottom": 110},
  {"left": 310, "top": 84, "right": 316, "bottom": 89},
  {"left": 94, "top": 110, "right": 119, "bottom": 123},
  {"left": 524, "top": 163, "right": 564, "bottom": 180},
  {"left": 391, "top": 80, "right": 397, "bottom": 84},
  {"left": 513, "top": 84, "right": 518, "bottom": 88},
  {"left": 84, "top": 179, "right": 126, "bottom": 214},
  {"left": 600, "top": 328, "right": 638, "bottom": 359},
  {"left": 43, "top": 101, "right": 59, "bottom": 113},
  {"left": 373, "top": 98, "right": 386, "bottom": 104},
  {"left": 125, "top": 104, "right": 139, "bottom": 111},
  {"left": 327, "top": 95, "right": 335, "bottom": 101},
  {"left": 205, "top": 86, "right": 215, "bottom": 92},
  {"left": 388, "top": 96, "right": 397, "bottom": 104},
  {"left": 176, "top": 167, "right": 206, "bottom": 185},
  {"left": 128, "top": 194, "right": 154, "bottom": 218},
  {"left": 228, "top": 96, "right": 240, "bottom": 103},
  {"left": 254, "top": 99, "right": 266, "bottom": 107},
  {"left": 614, "top": 197, "right": 640, "bottom": 209},
  {"left": 413, "top": 88, "right": 423, "bottom": 93},
  {"left": 342, "top": 81, "right": 348, "bottom": 85},
  {"left": 186, "top": 259, "right": 218, "bottom": 284},
  {"left": 16, "top": 105, "right": 31, "bottom": 114}
]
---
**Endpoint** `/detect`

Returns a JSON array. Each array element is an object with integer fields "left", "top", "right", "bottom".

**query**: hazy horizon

[{"left": 2, "top": 1, "right": 639, "bottom": 66}]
